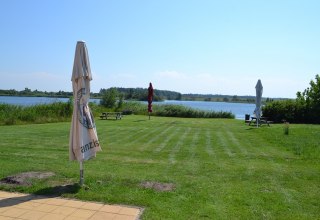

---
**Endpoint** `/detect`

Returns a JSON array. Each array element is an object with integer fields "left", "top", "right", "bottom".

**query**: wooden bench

[
  {"left": 249, "top": 117, "right": 272, "bottom": 126},
  {"left": 100, "top": 112, "right": 122, "bottom": 120}
]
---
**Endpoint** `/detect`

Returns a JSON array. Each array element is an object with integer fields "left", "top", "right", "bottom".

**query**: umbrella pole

[
  {"left": 80, "top": 161, "right": 84, "bottom": 186},
  {"left": 149, "top": 112, "right": 150, "bottom": 120}
]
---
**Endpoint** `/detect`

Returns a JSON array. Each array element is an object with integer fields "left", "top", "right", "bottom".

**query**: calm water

[
  {"left": 0, "top": 96, "right": 255, "bottom": 119},
  {"left": 0, "top": 96, "right": 100, "bottom": 106}
]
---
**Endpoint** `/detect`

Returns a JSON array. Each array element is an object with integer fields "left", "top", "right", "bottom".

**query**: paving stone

[{"left": 0, "top": 191, "right": 142, "bottom": 220}]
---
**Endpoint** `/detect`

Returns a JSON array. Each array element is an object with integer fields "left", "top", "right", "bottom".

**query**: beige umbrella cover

[
  {"left": 69, "top": 41, "right": 101, "bottom": 162},
  {"left": 254, "top": 79, "right": 263, "bottom": 126}
]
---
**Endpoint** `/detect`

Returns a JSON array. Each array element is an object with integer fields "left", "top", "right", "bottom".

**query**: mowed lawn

[{"left": 0, "top": 115, "right": 319, "bottom": 219}]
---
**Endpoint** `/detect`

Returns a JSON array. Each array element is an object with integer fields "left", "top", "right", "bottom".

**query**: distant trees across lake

[
  {"left": 0, "top": 87, "right": 181, "bottom": 101},
  {"left": 0, "top": 87, "right": 282, "bottom": 104},
  {"left": 182, "top": 94, "right": 258, "bottom": 103},
  {"left": 100, "top": 87, "right": 182, "bottom": 101},
  {"left": 0, "top": 88, "right": 73, "bottom": 98}
]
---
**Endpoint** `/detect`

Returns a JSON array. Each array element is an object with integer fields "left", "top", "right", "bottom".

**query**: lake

[
  {"left": 0, "top": 96, "right": 255, "bottom": 119},
  {"left": 0, "top": 96, "right": 100, "bottom": 106}
]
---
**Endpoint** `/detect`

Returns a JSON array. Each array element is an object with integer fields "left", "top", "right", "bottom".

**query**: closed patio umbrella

[
  {"left": 254, "top": 79, "right": 263, "bottom": 127},
  {"left": 148, "top": 82, "right": 153, "bottom": 120},
  {"left": 69, "top": 41, "right": 102, "bottom": 185}
]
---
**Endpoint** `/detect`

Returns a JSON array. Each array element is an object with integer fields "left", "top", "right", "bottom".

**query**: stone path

[{"left": 0, "top": 191, "right": 142, "bottom": 220}]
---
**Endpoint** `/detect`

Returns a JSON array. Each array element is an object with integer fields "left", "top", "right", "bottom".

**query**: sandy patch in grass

[
  {"left": 0, "top": 171, "right": 55, "bottom": 186},
  {"left": 140, "top": 181, "right": 175, "bottom": 192}
]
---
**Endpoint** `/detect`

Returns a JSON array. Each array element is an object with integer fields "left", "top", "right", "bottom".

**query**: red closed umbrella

[{"left": 148, "top": 82, "right": 153, "bottom": 119}]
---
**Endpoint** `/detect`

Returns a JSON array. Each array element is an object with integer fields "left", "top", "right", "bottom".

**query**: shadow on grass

[
  {"left": 245, "top": 127, "right": 256, "bottom": 130},
  {"left": 0, "top": 184, "right": 80, "bottom": 208},
  {"left": 133, "top": 120, "right": 147, "bottom": 122},
  {"left": 34, "top": 183, "right": 81, "bottom": 196}
]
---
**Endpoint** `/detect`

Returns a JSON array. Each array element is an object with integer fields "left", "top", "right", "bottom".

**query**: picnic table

[
  {"left": 248, "top": 116, "right": 272, "bottom": 126},
  {"left": 99, "top": 112, "right": 122, "bottom": 120}
]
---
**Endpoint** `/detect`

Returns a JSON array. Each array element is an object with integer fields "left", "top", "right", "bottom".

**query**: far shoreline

[{"left": 0, "top": 94, "right": 291, "bottom": 105}]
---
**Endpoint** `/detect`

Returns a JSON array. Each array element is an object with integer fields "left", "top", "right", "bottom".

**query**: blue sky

[{"left": 0, "top": 0, "right": 319, "bottom": 98}]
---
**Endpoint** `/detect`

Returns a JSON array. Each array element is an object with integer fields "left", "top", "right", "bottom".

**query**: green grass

[{"left": 0, "top": 116, "right": 319, "bottom": 219}]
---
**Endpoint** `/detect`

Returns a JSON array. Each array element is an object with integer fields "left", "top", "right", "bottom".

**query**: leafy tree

[
  {"left": 264, "top": 74, "right": 320, "bottom": 123},
  {"left": 296, "top": 74, "right": 320, "bottom": 123},
  {"left": 117, "top": 93, "right": 124, "bottom": 109},
  {"left": 100, "top": 88, "right": 118, "bottom": 108}
]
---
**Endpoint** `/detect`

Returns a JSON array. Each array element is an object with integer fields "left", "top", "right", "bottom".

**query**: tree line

[
  {"left": 0, "top": 87, "right": 181, "bottom": 101},
  {"left": 0, "top": 88, "right": 74, "bottom": 97},
  {"left": 99, "top": 87, "right": 182, "bottom": 101},
  {"left": 1, "top": 87, "right": 280, "bottom": 104}
]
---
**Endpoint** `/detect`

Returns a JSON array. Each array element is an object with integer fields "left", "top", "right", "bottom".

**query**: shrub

[
  {"left": 263, "top": 74, "right": 320, "bottom": 124},
  {"left": 262, "top": 98, "right": 318, "bottom": 124},
  {"left": 116, "top": 102, "right": 234, "bottom": 119},
  {"left": 0, "top": 102, "right": 73, "bottom": 125}
]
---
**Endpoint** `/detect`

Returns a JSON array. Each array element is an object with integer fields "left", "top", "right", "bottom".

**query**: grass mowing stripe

[
  {"left": 154, "top": 127, "right": 181, "bottom": 153},
  {"left": 168, "top": 127, "right": 191, "bottom": 164},
  {"left": 205, "top": 129, "right": 215, "bottom": 158},
  {"left": 128, "top": 125, "right": 164, "bottom": 146},
  {"left": 232, "top": 131, "right": 266, "bottom": 158},
  {"left": 112, "top": 127, "right": 149, "bottom": 145},
  {"left": 139, "top": 125, "right": 174, "bottom": 151},
  {"left": 243, "top": 126, "right": 292, "bottom": 160},
  {"left": 216, "top": 131, "right": 234, "bottom": 157},
  {"left": 262, "top": 165, "right": 297, "bottom": 213},
  {"left": 218, "top": 123, "right": 247, "bottom": 157},
  {"left": 226, "top": 130, "right": 248, "bottom": 156},
  {"left": 188, "top": 128, "right": 200, "bottom": 160},
  {"left": 186, "top": 128, "right": 201, "bottom": 174}
]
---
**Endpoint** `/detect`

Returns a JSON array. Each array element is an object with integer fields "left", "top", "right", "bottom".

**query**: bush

[
  {"left": 116, "top": 102, "right": 234, "bottom": 119},
  {"left": 0, "top": 101, "right": 73, "bottom": 125},
  {"left": 155, "top": 105, "right": 234, "bottom": 118},
  {"left": 263, "top": 74, "right": 320, "bottom": 124},
  {"left": 262, "top": 99, "right": 317, "bottom": 124}
]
